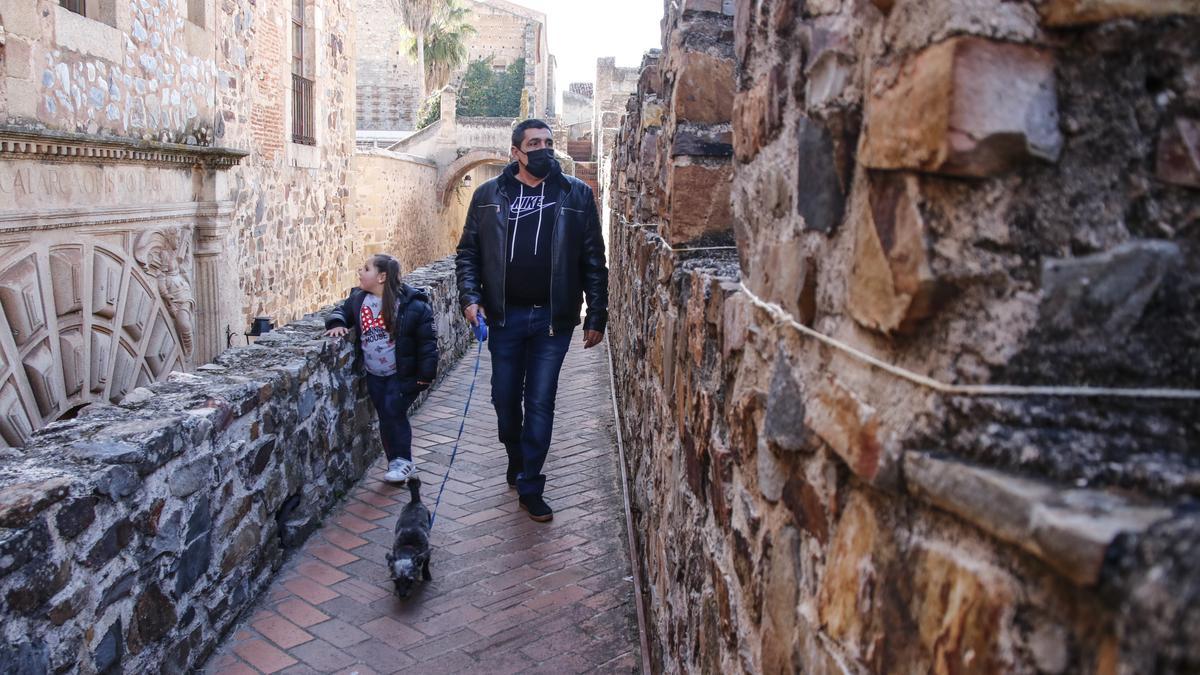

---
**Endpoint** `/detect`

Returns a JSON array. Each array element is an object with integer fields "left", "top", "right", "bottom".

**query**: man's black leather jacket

[{"left": 455, "top": 162, "right": 609, "bottom": 335}]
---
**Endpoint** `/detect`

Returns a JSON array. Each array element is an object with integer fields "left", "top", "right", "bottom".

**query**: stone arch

[
  {"left": 438, "top": 149, "right": 511, "bottom": 207},
  {"left": 0, "top": 234, "right": 192, "bottom": 447}
]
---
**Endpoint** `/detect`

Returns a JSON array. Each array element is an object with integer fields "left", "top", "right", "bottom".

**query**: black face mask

[{"left": 520, "top": 148, "right": 557, "bottom": 179}]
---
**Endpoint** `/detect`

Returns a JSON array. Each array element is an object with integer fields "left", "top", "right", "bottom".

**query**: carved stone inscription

[{"left": 0, "top": 161, "right": 196, "bottom": 211}]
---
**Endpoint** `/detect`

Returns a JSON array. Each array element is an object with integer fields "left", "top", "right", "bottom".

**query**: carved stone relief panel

[
  {"left": 0, "top": 129, "right": 245, "bottom": 445},
  {"left": 0, "top": 236, "right": 191, "bottom": 447}
]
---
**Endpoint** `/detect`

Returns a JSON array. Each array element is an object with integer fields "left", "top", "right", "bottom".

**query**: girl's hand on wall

[{"left": 324, "top": 327, "right": 349, "bottom": 338}]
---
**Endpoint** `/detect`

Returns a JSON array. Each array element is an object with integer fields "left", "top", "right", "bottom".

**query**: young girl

[{"left": 325, "top": 254, "right": 439, "bottom": 483}]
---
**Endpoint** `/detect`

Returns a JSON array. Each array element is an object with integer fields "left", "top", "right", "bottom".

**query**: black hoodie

[
  {"left": 501, "top": 165, "right": 561, "bottom": 306},
  {"left": 325, "top": 284, "right": 438, "bottom": 389}
]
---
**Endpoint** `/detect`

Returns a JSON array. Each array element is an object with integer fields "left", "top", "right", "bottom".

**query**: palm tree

[
  {"left": 393, "top": 0, "right": 439, "bottom": 100},
  {"left": 407, "top": 0, "right": 476, "bottom": 92}
]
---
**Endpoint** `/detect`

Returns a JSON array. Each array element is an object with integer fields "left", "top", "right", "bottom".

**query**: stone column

[
  {"left": 438, "top": 86, "right": 457, "bottom": 141},
  {"left": 192, "top": 200, "right": 237, "bottom": 365}
]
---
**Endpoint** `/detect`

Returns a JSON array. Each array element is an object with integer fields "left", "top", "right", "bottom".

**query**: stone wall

[
  {"left": 0, "top": 0, "right": 360, "bottom": 353},
  {"left": 608, "top": 1, "right": 1200, "bottom": 673},
  {"left": 354, "top": 0, "right": 423, "bottom": 132},
  {"left": 353, "top": 0, "right": 554, "bottom": 134},
  {"left": 593, "top": 57, "right": 641, "bottom": 165},
  {"left": 0, "top": 258, "right": 470, "bottom": 674},
  {"left": 350, "top": 150, "right": 460, "bottom": 275},
  {"left": 214, "top": 0, "right": 359, "bottom": 330}
]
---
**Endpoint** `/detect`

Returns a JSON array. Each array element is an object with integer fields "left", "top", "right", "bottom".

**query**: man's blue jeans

[{"left": 488, "top": 305, "right": 573, "bottom": 496}]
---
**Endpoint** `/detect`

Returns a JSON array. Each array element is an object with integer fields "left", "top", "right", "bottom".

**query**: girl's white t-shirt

[{"left": 359, "top": 294, "right": 398, "bottom": 376}]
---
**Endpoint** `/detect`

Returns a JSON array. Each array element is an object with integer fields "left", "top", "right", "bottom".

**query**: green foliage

[
  {"left": 416, "top": 92, "right": 441, "bottom": 129},
  {"left": 456, "top": 57, "right": 526, "bottom": 118}
]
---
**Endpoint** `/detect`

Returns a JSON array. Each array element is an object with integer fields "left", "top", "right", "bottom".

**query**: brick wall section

[
  {"left": 354, "top": 0, "right": 423, "bottom": 131},
  {"left": 353, "top": 0, "right": 553, "bottom": 132},
  {"left": 249, "top": 2, "right": 286, "bottom": 163},
  {"left": 0, "top": 259, "right": 470, "bottom": 674},
  {"left": 608, "top": 1, "right": 1200, "bottom": 672}
]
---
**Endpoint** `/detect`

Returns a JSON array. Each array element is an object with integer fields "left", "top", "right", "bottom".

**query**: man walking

[{"left": 455, "top": 119, "right": 608, "bottom": 522}]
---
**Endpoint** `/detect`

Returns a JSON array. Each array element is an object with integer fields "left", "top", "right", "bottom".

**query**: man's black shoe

[{"left": 519, "top": 495, "right": 553, "bottom": 522}]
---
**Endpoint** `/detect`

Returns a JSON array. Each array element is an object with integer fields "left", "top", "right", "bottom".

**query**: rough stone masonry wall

[
  {"left": 608, "top": 1, "right": 1200, "bottom": 673},
  {"left": 215, "top": 0, "right": 360, "bottom": 328},
  {"left": 350, "top": 150, "right": 462, "bottom": 275},
  {"left": 0, "top": 259, "right": 469, "bottom": 674},
  {"left": 0, "top": 0, "right": 361, "bottom": 331}
]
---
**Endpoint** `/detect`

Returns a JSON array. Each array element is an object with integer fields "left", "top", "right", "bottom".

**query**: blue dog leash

[{"left": 429, "top": 315, "right": 487, "bottom": 527}]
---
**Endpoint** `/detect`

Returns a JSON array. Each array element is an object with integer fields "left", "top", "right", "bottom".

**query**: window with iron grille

[
  {"left": 60, "top": 0, "right": 85, "bottom": 16},
  {"left": 291, "top": 0, "right": 315, "bottom": 145}
]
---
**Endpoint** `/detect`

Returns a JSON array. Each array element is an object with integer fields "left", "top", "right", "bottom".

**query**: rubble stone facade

[
  {"left": 0, "top": 0, "right": 377, "bottom": 445},
  {"left": 0, "top": 259, "right": 469, "bottom": 674},
  {"left": 608, "top": 0, "right": 1200, "bottom": 672}
]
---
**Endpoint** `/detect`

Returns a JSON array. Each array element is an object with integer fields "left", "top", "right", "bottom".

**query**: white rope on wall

[{"left": 615, "top": 216, "right": 1200, "bottom": 401}]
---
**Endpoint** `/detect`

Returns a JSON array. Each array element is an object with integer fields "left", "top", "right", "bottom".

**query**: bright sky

[{"left": 511, "top": 0, "right": 664, "bottom": 105}]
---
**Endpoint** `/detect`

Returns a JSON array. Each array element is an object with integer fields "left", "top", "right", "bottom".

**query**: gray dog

[{"left": 386, "top": 476, "right": 433, "bottom": 598}]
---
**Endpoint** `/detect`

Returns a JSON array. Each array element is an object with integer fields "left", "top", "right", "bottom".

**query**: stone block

[
  {"left": 1155, "top": 116, "right": 1200, "bottom": 189},
  {"left": 0, "top": 477, "right": 71, "bottom": 527},
  {"left": 817, "top": 491, "right": 894, "bottom": 657},
  {"left": 732, "top": 65, "right": 787, "bottom": 162},
  {"left": 761, "top": 526, "right": 802, "bottom": 673},
  {"left": 671, "top": 129, "right": 734, "bottom": 158},
  {"left": 220, "top": 520, "right": 262, "bottom": 574},
  {"left": 688, "top": 0, "right": 737, "bottom": 13},
  {"left": 804, "top": 375, "right": 899, "bottom": 489},
  {"left": 127, "top": 584, "right": 176, "bottom": 654},
  {"left": 169, "top": 456, "right": 214, "bottom": 497},
  {"left": 860, "top": 37, "right": 1062, "bottom": 177},
  {"left": 904, "top": 452, "right": 1173, "bottom": 586},
  {"left": 909, "top": 536, "right": 1018, "bottom": 674},
  {"left": 1039, "top": 240, "right": 1181, "bottom": 339},
  {"left": 55, "top": 496, "right": 97, "bottom": 540},
  {"left": 4, "top": 36, "right": 34, "bottom": 80},
  {"left": 0, "top": 642, "right": 50, "bottom": 675},
  {"left": 847, "top": 171, "right": 947, "bottom": 335},
  {"left": 664, "top": 160, "right": 734, "bottom": 243},
  {"left": 783, "top": 473, "right": 829, "bottom": 543},
  {"left": 86, "top": 518, "right": 135, "bottom": 568},
  {"left": 1039, "top": 0, "right": 1200, "bottom": 26},
  {"left": 671, "top": 50, "right": 736, "bottom": 125},
  {"left": 796, "top": 116, "right": 849, "bottom": 233},
  {"left": 639, "top": 64, "right": 663, "bottom": 99},
  {"left": 94, "top": 465, "right": 141, "bottom": 500},
  {"left": 764, "top": 356, "right": 813, "bottom": 453},
  {"left": 94, "top": 619, "right": 123, "bottom": 674}
]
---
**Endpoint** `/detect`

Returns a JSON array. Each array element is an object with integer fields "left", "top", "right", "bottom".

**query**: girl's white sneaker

[{"left": 384, "top": 458, "right": 415, "bottom": 483}]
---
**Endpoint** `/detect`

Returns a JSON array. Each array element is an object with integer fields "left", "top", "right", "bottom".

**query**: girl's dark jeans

[{"left": 364, "top": 373, "right": 419, "bottom": 462}]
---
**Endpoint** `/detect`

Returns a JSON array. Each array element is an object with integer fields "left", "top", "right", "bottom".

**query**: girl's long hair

[{"left": 372, "top": 254, "right": 404, "bottom": 337}]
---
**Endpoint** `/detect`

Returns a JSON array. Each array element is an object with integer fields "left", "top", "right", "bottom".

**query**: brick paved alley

[{"left": 205, "top": 339, "right": 641, "bottom": 674}]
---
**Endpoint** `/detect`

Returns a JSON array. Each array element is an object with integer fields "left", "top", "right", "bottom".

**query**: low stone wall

[{"left": 0, "top": 258, "right": 470, "bottom": 674}]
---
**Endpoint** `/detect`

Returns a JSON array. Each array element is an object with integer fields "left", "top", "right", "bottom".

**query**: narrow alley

[{"left": 204, "top": 340, "right": 642, "bottom": 674}]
